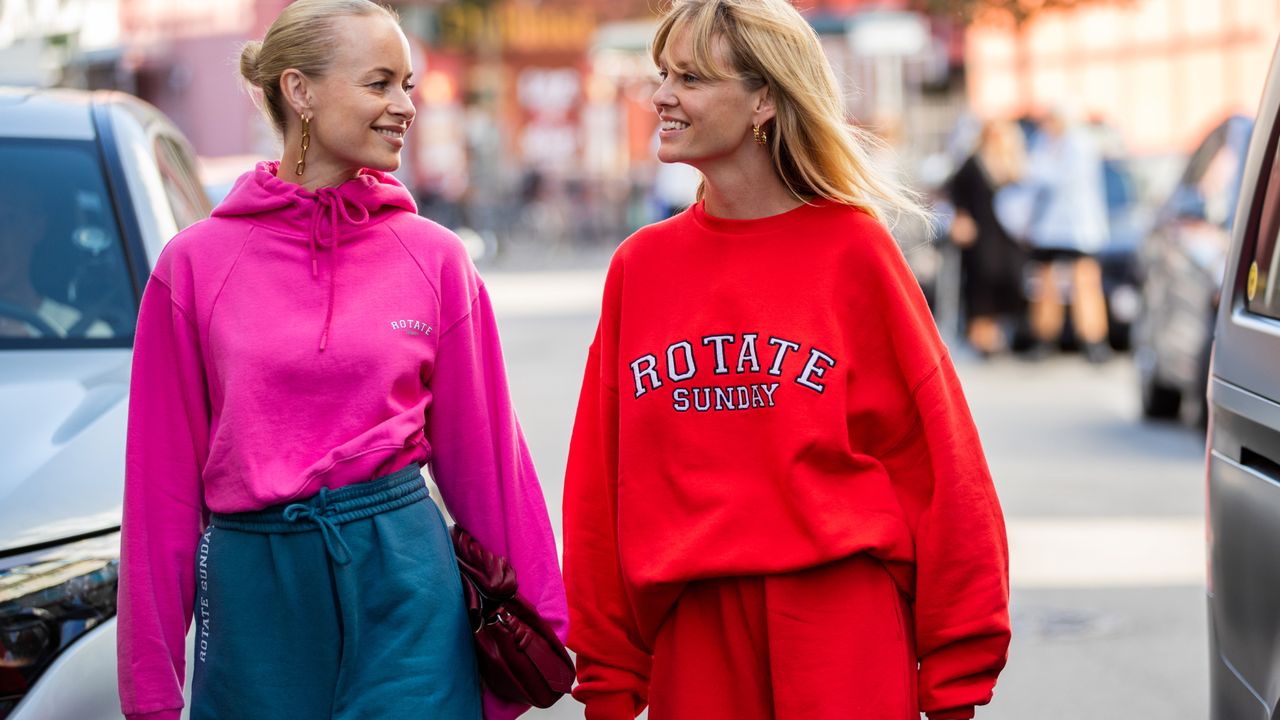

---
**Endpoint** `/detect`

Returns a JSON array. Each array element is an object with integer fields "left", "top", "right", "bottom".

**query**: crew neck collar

[{"left": 688, "top": 197, "right": 833, "bottom": 235}]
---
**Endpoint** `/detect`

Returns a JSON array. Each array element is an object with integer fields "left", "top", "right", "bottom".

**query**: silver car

[
  {"left": 0, "top": 87, "right": 210, "bottom": 719},
  {"left": 1207, "top": 40, "right": 1280, "bottom": 720}
]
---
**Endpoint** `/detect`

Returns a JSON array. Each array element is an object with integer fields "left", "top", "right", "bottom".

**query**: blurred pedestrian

[
  {"left": 1022, "top": 106, "right": 1112, "bottom": 362},
  {"left": 115, "top": 2, "right": 566, "bottom": 719},
  {"left": 947, "top": 119, "right": 1028, "bottom": 356},
  {"left": 562, "top": 1, "right": 1010, "bottom": 719}
]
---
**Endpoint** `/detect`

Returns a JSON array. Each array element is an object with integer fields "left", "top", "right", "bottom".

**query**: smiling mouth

[
  {"left": 374, "top": 127, "right": 405, "bottom": 139},
  {"left": 661, "top": 120, "right": 690, "bottom": 131}
]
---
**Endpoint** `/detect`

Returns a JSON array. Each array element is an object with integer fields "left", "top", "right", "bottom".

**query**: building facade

[{"left": 965, "top": 0, "right": 1279, "bottom": 155}]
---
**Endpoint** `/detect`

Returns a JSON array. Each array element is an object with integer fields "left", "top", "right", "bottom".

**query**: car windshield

[{"left": 0, "top": 141, "right": 136, "bottom": 349}]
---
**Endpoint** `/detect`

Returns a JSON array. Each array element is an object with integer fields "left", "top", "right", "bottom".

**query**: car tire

[
  {"left": 1182, "top": 336, "right": 1214, "bottom": 427},
  {"left": 1108, "top": 312, "right": 1132, "bottom": 352},
  {"left": 1141, "top": 372, "right": 1182, "bottom": 419}
]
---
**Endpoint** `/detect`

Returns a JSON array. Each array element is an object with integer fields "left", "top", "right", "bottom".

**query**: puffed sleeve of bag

[
  {"left": 563, "top": 256, "right": 651, "bottom": 720},
  {"left": 118, "top": 250, "right": 211, "bottom": 720},
  {"left": 425, "top": 256, "right": 569, "bottom": 720}
]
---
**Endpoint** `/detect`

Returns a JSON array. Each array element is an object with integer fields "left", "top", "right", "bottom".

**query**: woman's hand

[{"left": 950, "top": 210, "right": 977, "bottom": 248}]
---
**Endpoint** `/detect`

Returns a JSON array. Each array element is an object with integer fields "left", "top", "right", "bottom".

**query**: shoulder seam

[
  {"left": 205, "top": 226, "right": 257, "bottom": 333},
  {"left": 878, "top": 360, "right": 944, "bottom": 456},
  {"left": 385, "top": 221, "right": 444, "bottom": 300},
  {"left": 438, "top": 287, "right": 482, "bottom": 339},
  {"left": 909, "top": 358, "right": 944, "bottom": 398},
  {"left": 148, "top": 274, "right": 198, "bottom": 332}
]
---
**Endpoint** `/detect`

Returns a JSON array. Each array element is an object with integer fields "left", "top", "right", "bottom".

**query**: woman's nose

[
  {"left": 652, "top": 81, "right": 675, "bottom": 111},
  {"left": 393, "top": 87, "right": 416, "bottom": 122}
]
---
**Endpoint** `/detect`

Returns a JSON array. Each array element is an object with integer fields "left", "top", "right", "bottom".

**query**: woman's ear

[
  {"left": 753, "top": 86, "right": 776, "bottom": 126},
  {"left": 280, "top": 69, "right": 311, "bottom": 118}
]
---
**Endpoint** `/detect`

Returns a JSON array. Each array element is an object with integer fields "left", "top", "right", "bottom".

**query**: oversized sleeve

[
  {"left": 857, "top": 219, "right": 1010, "bottom": 719},
  {"left": 906, "top": 357, "right": 1010, "bottom": 720},
  {"left": 562, "top": 259, "right": 650, "bottom": 720},
  {"left": 424, "top": 279, "right": 568, "bottom": 720},
  {"left": 118, "top": 273, "right": 210, "bottom": 720}
]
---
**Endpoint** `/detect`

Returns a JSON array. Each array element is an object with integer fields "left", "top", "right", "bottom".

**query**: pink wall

[
  {"left": 137, "top": 33, "right": 266, "bottom": 157},
  {"left": 121, "top": 0, "right": 281, "bottom": 158}
]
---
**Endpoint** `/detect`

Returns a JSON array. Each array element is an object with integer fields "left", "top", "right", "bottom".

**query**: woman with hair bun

[
  {"left": 563, "top": 0, "right": 1010, "bottom": 718},
  {"left": 116, "top": 1, "right": 566, "bottom": 719}
]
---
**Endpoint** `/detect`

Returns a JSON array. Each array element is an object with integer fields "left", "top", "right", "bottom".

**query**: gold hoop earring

[
  {"left": 753, "top": 124, "right": 768, "bottom": 146},
  {"left": 295, "top": 115, "right": 311, "bottom": 176}
]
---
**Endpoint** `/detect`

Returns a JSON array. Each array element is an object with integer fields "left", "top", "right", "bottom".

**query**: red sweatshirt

[{"left": 563, "top": 199, "right": 1010, "bottom": 720}]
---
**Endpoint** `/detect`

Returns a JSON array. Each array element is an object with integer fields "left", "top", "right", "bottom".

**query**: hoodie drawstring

[
  {"left": 307, "top": 187, "right": 370, "bottom": 351},
  {"left": 282, "top": 488, "right": 353, "bottom": 565}
]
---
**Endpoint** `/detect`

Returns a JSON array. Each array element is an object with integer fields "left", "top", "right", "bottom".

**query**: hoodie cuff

[
  {"left": 927, "top": 706, "right": 976, "bottom": 720},
  {"left": 583, "top": 692, "right": 640, "bottom": 720},
  {"left": 126, "top": 711, "right": 182, "bottom": 720}
]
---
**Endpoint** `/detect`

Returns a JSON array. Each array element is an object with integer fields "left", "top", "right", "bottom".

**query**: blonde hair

[
  {"left": 976, "top": 119, "right": 1026, "bottom": 187},
  {"left": 651, "top": 0, "right": 927, "bottom": 226},
  {"left": 239, "top": 0, "right": 399, "bottom": 136}
]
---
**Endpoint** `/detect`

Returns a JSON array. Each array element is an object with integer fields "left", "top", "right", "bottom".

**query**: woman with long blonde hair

[{"left": 563, "top": 0, "right": 1010, "bottom": 718}]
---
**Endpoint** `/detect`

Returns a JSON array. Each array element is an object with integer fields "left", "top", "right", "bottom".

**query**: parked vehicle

[
  {"left": 198, "top": 153, "right": 266, "bottom": 207},
  {"left": 0, "top": 87, "right": 210, "bottom": 719},
  {"left": 1206, "top": 43, "right": 1280, "bottom": 720},
  {"left": 1097, "top": 155, "right": 1149, "bottom": 351},
  {"left": 1134, "top": 114, "right": 1253, "bottom": 421}
]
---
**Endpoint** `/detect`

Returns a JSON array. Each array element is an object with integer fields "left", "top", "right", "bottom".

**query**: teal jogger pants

[{"left": 189, "top": 465, "right": 482, "bottom": 720}]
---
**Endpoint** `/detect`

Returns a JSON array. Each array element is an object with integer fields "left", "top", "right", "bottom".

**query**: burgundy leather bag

[{"left": 450, "top": 524, "right": 575, "bottom": 708}]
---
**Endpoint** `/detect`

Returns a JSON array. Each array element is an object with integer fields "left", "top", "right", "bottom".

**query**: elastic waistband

[{"left": 210, "top": 464, "right": 429, "bottom": 534}]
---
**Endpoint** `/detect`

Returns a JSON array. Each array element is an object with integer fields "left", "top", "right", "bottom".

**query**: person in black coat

[{"left": 948, "top": 119, "right": 1028, "bottom": 356}]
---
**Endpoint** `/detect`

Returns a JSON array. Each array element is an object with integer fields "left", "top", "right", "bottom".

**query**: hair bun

[{"left": 239, "top": 41, "right": 264, "bottom": 85}]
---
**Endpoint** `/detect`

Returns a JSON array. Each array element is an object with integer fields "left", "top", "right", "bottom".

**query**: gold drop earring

[
  {"left": 295, "top": 114, "right": 311, "bottom": 176},
  {"left": 753, "top": 124, "right": 768, "bottom": 146}
]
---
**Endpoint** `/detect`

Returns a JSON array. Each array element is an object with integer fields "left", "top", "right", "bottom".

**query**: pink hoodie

[{"left": 117, "top": 162, "right": 567, "bottom": 720}]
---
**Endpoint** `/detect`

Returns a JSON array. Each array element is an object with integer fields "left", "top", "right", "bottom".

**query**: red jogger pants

[{"left": 647, "top": 554, "right": 919, "bottom": 720}]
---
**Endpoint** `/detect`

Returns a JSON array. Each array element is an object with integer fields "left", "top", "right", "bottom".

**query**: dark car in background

[
  {"left": 1206, "top": 42, "right": 1280, "bottom": 720},
  {"left": 0, "top": 87, "right": 210, "bottom": 719},
  {"left": 1098, "top": 155, "right": 1149, "bottom": 351},
  {"left": 1134, "top": 113, "right": 1253, "bottom": 422}
]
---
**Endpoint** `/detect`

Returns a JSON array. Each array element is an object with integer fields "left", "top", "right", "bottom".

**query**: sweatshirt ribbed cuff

[
  {"left": 125, "top": 710, "right": 182, "bottom": 720},
  {"left": 927, "top": 706, "right": 976, "bottom": 720},
  {"left": 583, "top": 692, "right": 639, "bottom": 720}
]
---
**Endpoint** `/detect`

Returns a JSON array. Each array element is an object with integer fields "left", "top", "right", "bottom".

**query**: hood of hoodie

[
  {"left": 213, "top": 160, "right": 417, "bottom": 230},
  {"left": 210, "top": 161, "right": 419, "bottom": 351}
]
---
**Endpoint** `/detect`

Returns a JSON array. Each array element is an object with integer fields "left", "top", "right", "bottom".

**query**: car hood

[{"left": 0, "top": 349, "right": 131, "bottom": 554}]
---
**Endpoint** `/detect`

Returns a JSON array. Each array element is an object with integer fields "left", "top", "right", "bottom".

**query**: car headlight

[{"left": 0, "top": 533, "right": 119, "bottom": 718}]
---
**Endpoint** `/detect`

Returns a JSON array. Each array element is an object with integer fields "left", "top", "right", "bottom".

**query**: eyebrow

[
  {"left": 364, "top": 67, "right": 413, "bottom": 80},
  {"left": 658, "top": 54, "right": 691, "bottom": 72}
]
